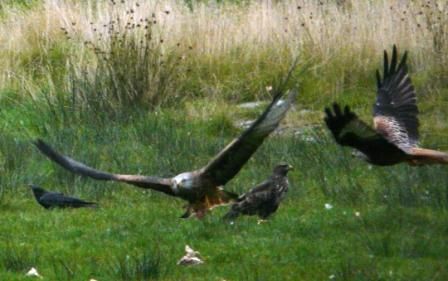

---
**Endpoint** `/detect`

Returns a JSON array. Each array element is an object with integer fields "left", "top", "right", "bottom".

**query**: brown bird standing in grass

[
  {"left": 223, "top": 163, "right": 292, "bottom": 222},
  {"left": 34, "top": 86, "right": 297, "bottom": 218},
  {"left": 324, "top": 45, "right": 448, "bottom": 166}
]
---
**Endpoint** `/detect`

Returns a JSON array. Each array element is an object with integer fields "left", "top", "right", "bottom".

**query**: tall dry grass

[{"left": 0, "top": 0, "right": 446, "bottom": 103}]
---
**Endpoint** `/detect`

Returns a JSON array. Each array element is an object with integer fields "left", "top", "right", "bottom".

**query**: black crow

[{"left": 30, "top": 184, "right": 97, "bottom": 209}]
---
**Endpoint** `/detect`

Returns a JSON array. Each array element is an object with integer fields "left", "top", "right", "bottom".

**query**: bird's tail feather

[
  {"left": 202, "top": 190, "right": 239, "bottom": 210},
  {"left": 216, "top": 190, "right": 239, "bottom": 204},
  {"left": 71, "top": 201, "right": 98, "bottom": 208},
  {"left": 409, "top": 147, "right": 448, "bottom": 165},
  {"left": 84, "top": 202, "right": 98, "bottom": 208},
  {"left": 179, "top": 190, "right": 239, "bottom": 219}
]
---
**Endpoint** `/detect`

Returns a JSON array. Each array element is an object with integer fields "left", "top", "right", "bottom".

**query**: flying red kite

[
  {"left": 35, "top": 88, "right": 297, "bottom": 218},
  {"left": 325, "top": 45, "right": 448, "bottom": 166}
]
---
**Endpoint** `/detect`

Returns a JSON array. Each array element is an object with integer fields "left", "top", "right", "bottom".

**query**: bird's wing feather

[
  {"left": 373, "top": 45, "right": 419, "bottom": 149},
  {"left": 237, "top": 180, "right": 271, "bottom": 201},
  {"left": 239, "top": 182, "right": 275, "bottom": 211},
  {"left": 324, "top": 103, "right": 405, "bottom": 156},
  {"left": 200, "top": 89, "right": 297, "bottom": 187},
  {"left": 34, "top": 139, "right": 175, "bottom": 196},
  {"left": 325, "top": 103, "right": 383, "bottom": 144},
  {"left": 245, "top": 180, "right": 273, "bottom": 196}
]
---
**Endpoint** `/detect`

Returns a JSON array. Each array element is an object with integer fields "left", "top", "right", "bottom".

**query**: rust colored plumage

[
  {"left": 324, "top": 45, "right": 448, "bottom": 166},
  {"left": 34, "top": 86, "right": 297, "bottom": 218}
]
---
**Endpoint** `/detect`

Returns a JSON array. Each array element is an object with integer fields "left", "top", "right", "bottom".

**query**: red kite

[
  {"left": 35, "top": 88, "right": 297, "bottom": 218},
  {"left": 325, "top": 46, "right": 448, "bottom": 166}
]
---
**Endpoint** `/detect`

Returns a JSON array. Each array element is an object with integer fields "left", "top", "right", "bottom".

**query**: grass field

[{"left": 1, "top": 0, "right": 448, "bottom": 280}]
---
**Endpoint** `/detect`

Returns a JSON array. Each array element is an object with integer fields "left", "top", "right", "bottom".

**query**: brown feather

[
  {"left": 34, "top": 68, "right": 299, "bottom": 217},
  {"left": 325, "top": 46, "right": 448, "bottom": 167},
  {"left": 408, "top": 147, "right": 448, "bottom": 165},
  {"left": 373, "top": 116, "right": 414, "bottom": 152},
  {"left": 374, "top": 45, "right": 419, "bottom": 147},
  {"left": 200, "top": 89, "right": 297, "bottom": 187},
  {"left": 34, "top": 139, "right": 175, "bottom": 196}
]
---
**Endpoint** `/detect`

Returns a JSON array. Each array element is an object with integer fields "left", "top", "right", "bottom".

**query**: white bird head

[{"left": 172, "top": 172, "right": 195, "bottom": 192}]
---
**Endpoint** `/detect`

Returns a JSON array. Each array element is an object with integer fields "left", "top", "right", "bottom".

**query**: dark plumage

[
  {"left": 33, "top": 82, "right": 297, "bottom": 218},
  {"left": 324, "top": 45, "right": 448, "bottom": 166},
  {"left": 30, "top": 184, "right": 97, "bottom": 209},
  {"left": 223, "top": 164, "right": 292, "bottom": 221}
]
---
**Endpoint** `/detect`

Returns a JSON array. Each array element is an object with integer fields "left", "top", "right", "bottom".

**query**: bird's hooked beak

[{"left": 287, "top": 165, "right": 294, "bottom": 171}]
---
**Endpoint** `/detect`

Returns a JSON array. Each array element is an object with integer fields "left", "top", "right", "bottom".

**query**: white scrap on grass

[
  {"left": 25, "top": 267, "right": 42, "bottom": 278},
  {"left": 324, "top": 203, "right": 333, "bottom": 210},
  {"left": 177, "top": 245, "right": 204, "bottom": 266},
  {"left": 355, "top": 211, "right": 361, "bottom": 217}
]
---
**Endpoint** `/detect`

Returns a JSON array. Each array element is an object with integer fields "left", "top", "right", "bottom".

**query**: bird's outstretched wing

[
  {"left": 325, "top": 103, "right": 383, "bottom": 145},
  {"left": 373, "top": 45, "right": 418, "bottom": 150},
  {"left": 34, "top": 139, "right": 175, "bottom": 196},
  {"left": 200, "top": 88, "right": 297, "bottom": 187},
  {"left": 324, "top": 103, "right": 407, "bottom": 159}
]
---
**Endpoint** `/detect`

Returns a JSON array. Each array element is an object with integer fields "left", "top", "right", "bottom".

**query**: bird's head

[
  {"left": 28, "top": 184, "right": 46, "bottom": 198},
  {"left": 172, "top": 172, "right": 195, "bottom": 192},
  {"left": 273, "top": 163, "right": 293, "bottom": 176}
]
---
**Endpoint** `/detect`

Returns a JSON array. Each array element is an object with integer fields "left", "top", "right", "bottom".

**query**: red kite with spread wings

[
  {"left": 325, "top": 45, "right": 448, "bottom": 166},
  {"left": 35, "top": 86, "right": 297, "bottom": 218}
]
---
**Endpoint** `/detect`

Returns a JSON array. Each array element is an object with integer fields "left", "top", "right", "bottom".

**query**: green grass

[{"left": 1, "top": 97, "right": 448, "bottom": 280}]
